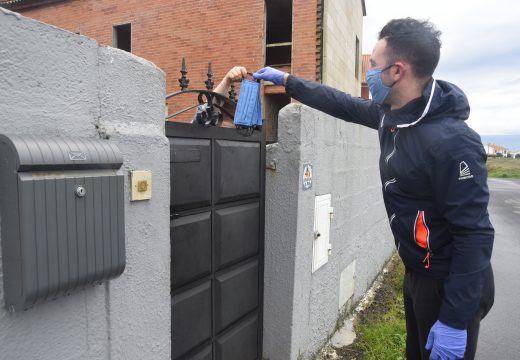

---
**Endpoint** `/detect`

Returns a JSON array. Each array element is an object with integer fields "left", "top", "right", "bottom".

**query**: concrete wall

[
  {"left": 0, "top": 8, "right": 170, "bottom": 360},
  {"left": 322, "top": 0, "right": 364, "bottom": 95},
  {"left": 263, "top": 104, "right": 394, "bottom": 360}
]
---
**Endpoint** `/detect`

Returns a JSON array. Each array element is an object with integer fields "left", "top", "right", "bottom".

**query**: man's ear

[
  {"left": 394, "top": 62, "right": 405, "bottom": 74},
  {"left": 393, "top": 62, "right": 406, "bottom": 80}
]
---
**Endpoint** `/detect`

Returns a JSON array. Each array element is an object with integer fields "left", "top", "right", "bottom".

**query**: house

[
  {"left": 1, "top": 0, "right": 366, "bottom": 142},
  {"left": 361, "top": 54, "right": 371, "bottom": 99},
  {"left": 484, "top": 143, "right": 508, "bottom": 157}
]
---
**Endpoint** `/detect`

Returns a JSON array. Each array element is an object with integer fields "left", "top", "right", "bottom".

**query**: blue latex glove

[
  {"left": 253, "top": 67, "right": 286, "bottom": 85},
  {"left": 425, "top": 320, "right": 467, "bottom": 360}
]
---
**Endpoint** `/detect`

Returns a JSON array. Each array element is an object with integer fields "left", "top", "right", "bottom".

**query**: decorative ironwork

[
  {"left": 205, "top": 62, "right": 214, "bottom": 91},
  {"left": 167, "top": 60, "right": 264, "bottom": 130},
  {"left": 178, "top": 57, "right": 189, "bottom": 91},
  {"left": 229, "top": 81, "right": 237, "bottom": 102},
  {"left": 166, "top": 60, "right": 237, "bottom": 122}
]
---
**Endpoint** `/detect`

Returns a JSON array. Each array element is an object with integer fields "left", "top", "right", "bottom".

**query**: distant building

[
  {"left": 361, "top": 54, "right": 371, "bottom": 99},
  {"left": 1, "top": 0, "right": 366, "bottom": 142},
  {"left": 484, "top": 143, "right": 508, "bottom": 157}
]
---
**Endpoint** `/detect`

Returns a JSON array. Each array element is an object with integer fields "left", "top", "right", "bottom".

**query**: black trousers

[{"left": 403, "top": 265, "right": 494, "bottom": 360}]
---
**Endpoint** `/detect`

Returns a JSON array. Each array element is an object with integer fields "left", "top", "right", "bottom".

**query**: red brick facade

[
  {"left": 11, "top": 0, "right": 321, "bottom": 140},
  {"left": 292, "top": 0, "right": 319, "bottom": 80},
  {"left": 361, "top": 54, "right": 371, "bottom": 99}
]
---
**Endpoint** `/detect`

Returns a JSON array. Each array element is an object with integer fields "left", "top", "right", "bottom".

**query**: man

[{"left": 252, "top": 18, "right": 494, "bottom": 360}]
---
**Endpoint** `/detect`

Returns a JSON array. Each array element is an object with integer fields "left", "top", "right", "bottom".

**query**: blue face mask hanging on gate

[{"left": 233, "top": 79, "right": 262, "bottom": 129}]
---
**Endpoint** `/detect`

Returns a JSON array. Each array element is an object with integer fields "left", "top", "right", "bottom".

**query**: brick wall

[
  {"left": 292, "top": 0, "right": 318, "bottom": 80},
  {"left": 15, "top": 0, "right": 362, "bottom": 130},
  {"left": 20, "top": 0, "right": 266, "bottom": 123}
]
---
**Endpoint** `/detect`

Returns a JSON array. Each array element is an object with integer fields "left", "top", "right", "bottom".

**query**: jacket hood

[{"left": 383, "top": 79, "right": 471, "bottom": 128}]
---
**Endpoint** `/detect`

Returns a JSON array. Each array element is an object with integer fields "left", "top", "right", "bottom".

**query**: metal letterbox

[{"left": 0, "top": 134, "right": 125, "bottom": 311}]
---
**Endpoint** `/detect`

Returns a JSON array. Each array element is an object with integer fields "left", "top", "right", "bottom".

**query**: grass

[
  {"left": 352, "top": 256, "right": 407, "bottom": 360},
  {"left": 487, "top": 157, "right": 520, "bottom": 178}
]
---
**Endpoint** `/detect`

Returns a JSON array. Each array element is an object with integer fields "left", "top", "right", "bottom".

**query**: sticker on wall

[{"left": 303, "top": 163, "right": 313, "bottom": 190}]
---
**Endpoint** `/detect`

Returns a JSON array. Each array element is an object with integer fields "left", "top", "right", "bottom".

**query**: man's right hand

[{"left": 253, "top": 67, "right": 288, "bottom": 86}]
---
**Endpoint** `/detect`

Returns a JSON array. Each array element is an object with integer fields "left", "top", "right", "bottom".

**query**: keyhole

[{"left": 75, "top": 185, "right": 86, "bottom": 198}]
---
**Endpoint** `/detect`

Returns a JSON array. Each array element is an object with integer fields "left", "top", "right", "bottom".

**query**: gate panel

[
  {"left": 215, "top": 315, "right": 259, "bottom": 360},
  {"left": 171, "top": 212, "right": 212, "bottom": 288},
  {"left": 171, "top": 281, "right": 212, "bottom": 359},
  {"left": 215, "top": 260, "right": 259, "bottom": 333},
  {"left": 214, "top": 140, "right": 260, "bottom": 204},
  {"left": 214, "top": 203, "right": 259, "bottom": 269},
  {"left": 170, "top": 138, "right": 211, "bottom": 211},
  {"left": 168, "top": 123, "right": 264, "bottom": 360},
  {"left": 181, "top": 346, "right": 212, "bottom": 360}
]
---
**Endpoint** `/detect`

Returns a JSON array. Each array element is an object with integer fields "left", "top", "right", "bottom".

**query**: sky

[{"left": 362, "top": 0, "right": 520, "bottom": 135}]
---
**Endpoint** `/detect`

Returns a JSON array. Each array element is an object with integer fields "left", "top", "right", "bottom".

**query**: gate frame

[{"left": 166, "top": 121, "right": 266, "bottom": 360}]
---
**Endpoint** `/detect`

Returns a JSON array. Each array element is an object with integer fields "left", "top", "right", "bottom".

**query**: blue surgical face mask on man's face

[{"left": 366, "top": 64, "right": 397, "bottom": 104}]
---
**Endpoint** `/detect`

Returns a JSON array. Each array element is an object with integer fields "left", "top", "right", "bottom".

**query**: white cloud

[{"left": 363, "top": 0, "right": 520, "bottom": 135}]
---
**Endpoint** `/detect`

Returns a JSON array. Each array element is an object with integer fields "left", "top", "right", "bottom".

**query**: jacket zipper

[{"left": 385, "top": 130, "right": 400, "bottom": 164}]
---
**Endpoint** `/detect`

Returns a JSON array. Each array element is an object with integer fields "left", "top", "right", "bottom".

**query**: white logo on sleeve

[{"left": 458, "top": 161, "right": 474, "bottom": 180}]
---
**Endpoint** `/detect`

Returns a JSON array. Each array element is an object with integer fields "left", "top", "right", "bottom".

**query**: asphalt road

[{"left": 476, "top": 178, "right": 520, "bottom": 359}]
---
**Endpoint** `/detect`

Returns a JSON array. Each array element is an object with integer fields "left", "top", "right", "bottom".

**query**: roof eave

[{"left": 1, "top": 0, "right": 67, "bottom": 11}]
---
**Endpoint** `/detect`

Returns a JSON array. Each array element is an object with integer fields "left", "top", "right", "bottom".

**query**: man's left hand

[{"left": 425, "top": 320, "right": 467, "bottom": 359}]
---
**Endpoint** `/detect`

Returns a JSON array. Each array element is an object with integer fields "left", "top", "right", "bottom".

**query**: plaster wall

[
  {"left": 0, "top": 8, "right": 170, "bottom": 360},
  {"left": 263, "top": 103, "right": 394, "bottom": 360}
]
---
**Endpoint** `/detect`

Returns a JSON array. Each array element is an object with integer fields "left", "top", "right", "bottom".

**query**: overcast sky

[{"left": 362, "top": 0, "right": 520, "bottom": 135}]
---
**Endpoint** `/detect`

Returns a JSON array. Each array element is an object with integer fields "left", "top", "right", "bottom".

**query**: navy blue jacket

[{"left": 285, "top": 75, "right": 494, "bottom": 329}]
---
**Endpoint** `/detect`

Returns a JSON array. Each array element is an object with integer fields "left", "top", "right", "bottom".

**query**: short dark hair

[{"left": 379, "top": 18, "right": 442, "bottom": 78}]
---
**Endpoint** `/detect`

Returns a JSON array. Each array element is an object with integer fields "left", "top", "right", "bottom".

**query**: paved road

[{"left": 476, "top": 178, "right": 520, "bottom": 359}]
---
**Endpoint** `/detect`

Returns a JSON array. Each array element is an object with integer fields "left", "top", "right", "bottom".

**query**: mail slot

[{"left": 0, "top": 134, "right": 125, "bottom": 311}]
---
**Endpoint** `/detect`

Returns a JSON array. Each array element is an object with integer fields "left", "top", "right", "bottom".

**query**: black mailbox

[{"left": 0, "top": 134, "right": 125, "bottom": 311}]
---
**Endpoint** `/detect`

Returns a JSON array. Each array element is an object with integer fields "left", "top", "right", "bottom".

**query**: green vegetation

[
  {"left": 487, "top": 157, "right": 520, "bottom": 178},
  {"left": 352, "top": 256, "right": 407, "bottom": 360}
]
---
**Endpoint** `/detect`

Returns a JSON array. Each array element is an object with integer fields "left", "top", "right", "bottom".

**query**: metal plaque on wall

[{"left": 303, "top": 163, "right": 313, "bottom": 190}]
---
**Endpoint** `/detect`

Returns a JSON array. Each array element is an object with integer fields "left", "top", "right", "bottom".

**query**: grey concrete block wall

[
  {"left": 0, "top": 8, "right": 170, "bottom": 360},
  {"left": 263, "top": 104, "right": 394, "bottom": 360}
]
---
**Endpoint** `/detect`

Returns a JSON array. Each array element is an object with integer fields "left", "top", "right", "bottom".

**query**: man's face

[
  {"left": 370, "top": 39, "right": 394, "bottom": 87},
  {"left": 369, "top": 39, "right": 403, "bottom": 105}
]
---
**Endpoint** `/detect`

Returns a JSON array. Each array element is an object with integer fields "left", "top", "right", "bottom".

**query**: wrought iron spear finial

[
  {"left": 179, "top": 57, "right": 189, "bottom": 91},
  {"left": 229, "top": 81, "right": 237, "bottom": 102},
  {"left": 205, "top": 62, "right": 214, "bottom": 91}
]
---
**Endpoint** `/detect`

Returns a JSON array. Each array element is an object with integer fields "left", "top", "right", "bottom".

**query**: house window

[
  {"left": 355, "top": 36, "right": 360, "bottom": 79},
  {"left": 264, "top": 94, "right": 291, "bottom": 143},
  {"left": 113, "top": 23, "right": 131, "bottom": 52},
  {"left": 265, "top": 0, "right": 292, "bottom": 67}
]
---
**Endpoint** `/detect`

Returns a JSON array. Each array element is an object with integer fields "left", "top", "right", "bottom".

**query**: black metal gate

[{"left": 167, "top": 122, "right": 265, "bottom": 360}]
